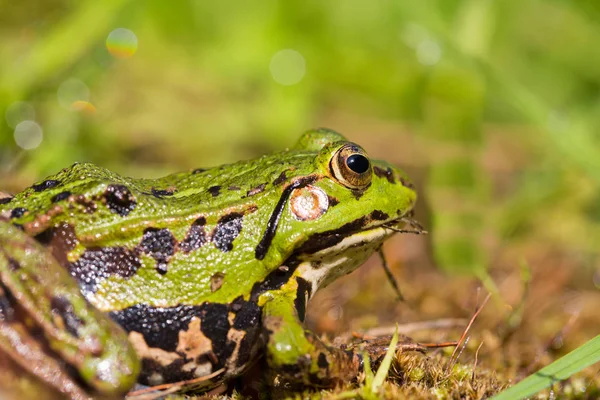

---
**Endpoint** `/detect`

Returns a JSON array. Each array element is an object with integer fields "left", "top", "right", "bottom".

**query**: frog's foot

[
  {"left": 261, "top": 291, "right": 363, "bottom": 392},
  {"left": 350, "top": 334, "right": 427, "bottom": 370}
]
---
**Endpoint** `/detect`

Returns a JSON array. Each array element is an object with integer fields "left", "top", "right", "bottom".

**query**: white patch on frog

[
  {"left": 296, "top": 226, "right": 393, "bottom": 295},
  {"left": 290, "top": 185, "right": 328, "bottom": 221}
]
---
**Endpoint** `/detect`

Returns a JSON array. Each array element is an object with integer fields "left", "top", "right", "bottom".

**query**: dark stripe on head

[
  {"left": 0, "top": 197, "right": 13, "bottom": 205},
  {"left": 254, "top": 176, "right": 317, "bottom": 260},
  {"left": 293, "top": 210, "right": 387, "bottom": 255}
]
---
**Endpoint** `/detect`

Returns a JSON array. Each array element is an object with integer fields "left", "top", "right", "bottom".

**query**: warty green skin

[{"left": 0, "top": 128, "right": 417, "bottom": 396}]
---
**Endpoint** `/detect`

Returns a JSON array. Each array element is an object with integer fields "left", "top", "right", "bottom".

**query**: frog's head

[{"left": 258, "top": 128, "right": 417, "bottom": 296}]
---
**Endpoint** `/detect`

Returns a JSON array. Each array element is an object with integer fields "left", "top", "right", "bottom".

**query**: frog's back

[{"left": 0, "top": 157, "right": 317, "bottom": 309}]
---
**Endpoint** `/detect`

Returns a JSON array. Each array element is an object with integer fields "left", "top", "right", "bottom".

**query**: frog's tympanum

[{"left": 0, "top": 129, "right": 417, "bottom": 398}]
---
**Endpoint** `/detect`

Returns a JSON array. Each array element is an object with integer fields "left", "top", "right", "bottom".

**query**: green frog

[{"left": 0, "top": 128, "right": 417, "bottom": 398}]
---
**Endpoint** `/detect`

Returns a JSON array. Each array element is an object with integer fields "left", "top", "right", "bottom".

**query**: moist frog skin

[{"left": 0, "top": 128, "right": 417, "bottom": 397}]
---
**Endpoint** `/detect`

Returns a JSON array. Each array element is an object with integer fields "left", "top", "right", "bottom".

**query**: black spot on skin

[
  {"left": 180, "top": 217, "right": 207, "bottom": 253},
  {"left": 70, "top": 247, "right": 141, "bottom": 294},
  {"left": 228, "top": 185, "right": 240, "bottom": 191},
  {"left": 373, "top": 166, "right": 395, "bottom": 184},
  {"left": 327, "top": 195, "right": 340, "bottom": 207},
  {"left": 231, "top": 297, "right": 261, "bottom": 331},
  {"left": 51, "top": 191, "right": 71, "bottom": 203},
  {"left": 294, "top": 277, "right": 312, "bottom": 322},
  {"left": 10, "top": 207, "right": 27, "bottom": 219},
  {"left": 50, "top": 296, "right": 84, "bottom": 338},
  {"left": 138, "top": 228, "right": 176, "bottom": 274},
  {"left": 230, "top": 298, "right": 262, "bottom": 368},
  {"left": 7, "top": 257, "right": 20, "bottom": 272},
  {"left": 350, "top": 188, "right": 366, "bottom": 200},
  {"left": 0, "top": 197, "right": 12, "bottom": 204},
  {"left": 192, "top": 168, "right": 206, "bottom": 174},
  {"left": 371, "top": 210, "right": 389, "bottom": 221},
  {"left": 212, "top": 212, "right": 244, "bottom": 252},
  {"left": 151, "top": 188, "right": 175, "bottom": 197},
  {"left": 208, "top": 186, "right": 221, "bottom": 197},
  {"left": 34, "top": 224, "right": 79, "bottom": 268},
  {"left": 104, "top": 184, "right": 137, "bottom": 216},
  {"left": 0, "top": 283, "right": 15, "bottom": 322},
  {"left": 272, "top": 170, "right": 288, "bottom": 186},
  {"left": 399, "top": 176, "right": 415, "bottom": 189},
  {"left": 74, "top": 195, "right": 97, "bottom": 214},
  {"left": 318, "top": 352, "right": 329, "bottom": 369},
  {"left": 31, "top": 179, "right": 60, "bottom": 192},
  {"left": 246, "top": 183, "right": 266, "bottom": 197}
]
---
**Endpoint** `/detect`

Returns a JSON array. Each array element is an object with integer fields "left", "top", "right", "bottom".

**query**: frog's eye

[{"left": 330, "top": 144, "right": 372, "bottom": 189}]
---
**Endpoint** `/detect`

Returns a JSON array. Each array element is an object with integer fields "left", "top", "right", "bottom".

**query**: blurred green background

[{"left": 1, "top": 0, "right": 599, "bottom": 345}]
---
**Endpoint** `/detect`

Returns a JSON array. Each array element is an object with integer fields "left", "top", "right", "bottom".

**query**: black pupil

[{"left": 346, "top": 154, "right": 370, "bottom": 174}]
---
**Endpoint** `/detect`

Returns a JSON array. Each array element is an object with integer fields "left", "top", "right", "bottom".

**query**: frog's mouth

[
  {"left": 294, "top": 211, "right": 423, "bottom": 256},
  {"left": 291, "top": 212, "right": 424, "bottom": 292}
]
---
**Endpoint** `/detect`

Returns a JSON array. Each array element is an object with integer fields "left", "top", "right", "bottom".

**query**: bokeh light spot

[
  {"left": 5, "top": 101, "right": 35, "bottom": 129},
  {"left": 269, "top": 49, "right": 306, "bottom": 86},
  {"left": 14, "top": 121, "right": 43, "bottom": 150},
  {"left": 416, "top": 39, "right": 442, "bottom": 66},
  {"left": 106, "top": 28, "right": 138, "bottom": 58},
  {"left": 57, "top": 78, "right": 90, "bottom": 111}
]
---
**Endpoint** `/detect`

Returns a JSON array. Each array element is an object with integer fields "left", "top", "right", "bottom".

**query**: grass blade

[
  {"left": 372, "top": 325, "right": 399, "bottom": 392},
  {"left": 491, "top": 335, "right": 600, "bottom": 400}
]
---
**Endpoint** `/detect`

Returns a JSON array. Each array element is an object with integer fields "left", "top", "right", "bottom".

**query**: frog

[{"left": 0, "top": 128, "right": 417, "bottom": 398}]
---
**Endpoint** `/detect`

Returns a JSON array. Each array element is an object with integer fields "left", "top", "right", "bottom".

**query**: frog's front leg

[
  {"left": 259, "top": 278, "right": 361, "bottom": 390},
  {"left": 0, "top": 222, "right": 140, "bottom": 398}
]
